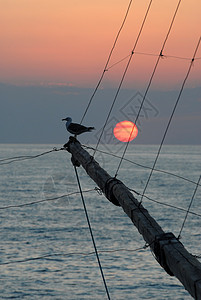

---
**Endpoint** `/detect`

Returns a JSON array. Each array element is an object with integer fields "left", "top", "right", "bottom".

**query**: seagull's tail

[{"left": 87, "top": 127, "right": 95, "bottom": 132}]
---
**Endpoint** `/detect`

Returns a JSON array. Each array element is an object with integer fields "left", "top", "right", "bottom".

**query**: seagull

[{"left": 62, "top": 117, "right": 95, "bottom": 136}]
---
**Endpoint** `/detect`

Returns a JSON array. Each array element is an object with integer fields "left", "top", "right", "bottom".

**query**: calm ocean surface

[{"left": 0, "top": 144, "right": 200, "bottom": 299}]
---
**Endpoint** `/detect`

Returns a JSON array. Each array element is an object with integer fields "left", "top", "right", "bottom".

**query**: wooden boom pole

[{"left": 65, "top": 137, "right": 201, "bottom": 299}]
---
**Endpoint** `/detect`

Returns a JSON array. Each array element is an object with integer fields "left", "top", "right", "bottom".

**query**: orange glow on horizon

[
  {"left": 0, "top": 0, "right": 201, "bottom": 88},
  {"left": 114, "top": 121, "right": 138, "bottom": 142}
]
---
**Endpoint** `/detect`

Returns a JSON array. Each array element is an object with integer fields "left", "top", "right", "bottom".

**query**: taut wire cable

[
  {"left": 73, "top": 166, "right": 111, "bottom": 300},
  {"left": 0, "top": 189, "right": 96, "bottom": 210},
  {"left": 82, "top": 144, "right": 201, "bottom": 188},
  {"left": 128, "top": 187, "right": 201, "bottom": 218},
  {"left": 0, "top": 148, "right": 63, "bottom": 166},
  {"left": 82, "top": 145, "right": 201, "bottom": 186},
  {"left": 1, "top": 144, "right": 200, "bottom": 189},
  {"left": 0, "top": 186, "right": 201, "bottom": 218},
  {"left": 0, "top": 244, "right": 149, "bottom": 266},
  {"left": 107, "top": 52, "right": 192, "bottom": 71},
  {"left": 114, "top": 0, "right": 182, "bottom": 178},
  {"left": 178, "top": 175, "right": 201, "bottom": 239},
  {"left": 80, "top": 0, "right": 133, "bottom": 125},
  {"left": 139, "top": 36, "right": 201, "bottom": 203},
  {"left": 93, "top": 0, "right": 153, "bottom": 157}
]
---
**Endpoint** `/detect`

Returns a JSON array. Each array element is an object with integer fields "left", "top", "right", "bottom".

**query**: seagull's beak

[{"left": 62, "top": 118, "right": 66, "bottom": 121}]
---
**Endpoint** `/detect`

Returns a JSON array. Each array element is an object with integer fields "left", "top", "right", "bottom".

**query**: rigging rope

[
  {"left": 1, "top": 144, "right": 200, "bottom": 189},
  {"left": 0, "top": 244, "right": 148, "bottom": 266},
  {"left": 0, "top": 189, "right": 96, "bottom": 210},
  {"left": 178, "top": 175, "right": 201, "bottom": 239},
  {"left": 128, "top": 188, "right": 201, "bottom": 218},
  {"left": 106, "top": 52, "right": 193, "bottom": 71},
  {"left": 73, "top": 166, "right": 111, "bottom": 300},
  {"left": 115, "top": 0, "right": 182, "bottom": 178},
  {"left": 80, "top": 0, "right": 133, "bottom": 125},
  {"left": 0, "top": 185, "right": 201, "bottom": 218},
  {"left": 139, "top": 36, "right": 201, "bottom": 203},
  {"left": 82, "top": 144, "right": 201, "bottom": 188},
  {"left": 0, "top": 148, "right": 63, "bottom": 166},
  {"left": 1, "top": 144, "right": 200, "bottom": 219},
  {"left": 93, "top": 0, "right": 153, "bottom": 157}
]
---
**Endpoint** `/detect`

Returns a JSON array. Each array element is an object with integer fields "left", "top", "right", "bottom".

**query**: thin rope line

[
  {"left": 165, "top": 54, "right": 191, "bottom": 61},
  {"left": 115, "top": 0, "right": 182, "bottom": 178},
  {"left": 1, "top": 143, "right": 200, "bottom": 208},
  {"left": 107, "top": 54, "right": 131, "bottom": 70},
  {"left": 0, "top": 148, "right": 63, "bottom": 166},
  {"left": 73, "top": 166, "right": 111, "bottom": 300},
  {"left": 82, "top": 144, "right": 201, "bottom": 188},
  {"left": 93, "top": 0, "right": 153, "bottom": 157},
  {"left": 107, "top": 52, "right": 191, "bottom": 70},
  {"left": 0, "top": 245, "right": 148, "bottom": 266},
  {"left": 128, "top": 187, "right": 201, "bottom": 218},
  {"left": 162, "top": 0, "right": 182, "bottom": 48},
  {"left": 107, "top": 52, "right": 158, "bottom": 71},
  {"left": 80, "top": 0, "right": 133, "bottom": 125},
  {"left": 178, "top": 175, "right": 201, "bottom": 239},
  {"left": 0, "top": 184, "right": 200, "bottom": 218},
  {"left": 93, "top": 52, "right": 134, "bottom": 156},
  {"left": 0, "top": 189, "right": 97, "bottom": 210},
  {"left": 139, "top": 36, "right": 201, "bottom": 203}
]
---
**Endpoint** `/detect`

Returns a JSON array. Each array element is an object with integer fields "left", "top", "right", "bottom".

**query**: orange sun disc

[{"left": 113, "top": 120, "right": 138, "bottom": 142}]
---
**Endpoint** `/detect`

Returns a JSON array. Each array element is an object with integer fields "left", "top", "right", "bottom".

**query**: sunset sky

[
  {"left": 1, "top": 1, "right": 201, "bottom": 144},
  {"left": 1, "top": 0, "right": 201, "bottom": 89}
]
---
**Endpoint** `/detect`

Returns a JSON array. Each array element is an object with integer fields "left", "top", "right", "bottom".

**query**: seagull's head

[{"left": 62, "top": 117, "right": 72, "bottom": 122}]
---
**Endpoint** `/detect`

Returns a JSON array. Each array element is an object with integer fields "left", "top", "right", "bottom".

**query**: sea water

[{"left": 0, "top": 144, "right": 200, "bottom": 299}]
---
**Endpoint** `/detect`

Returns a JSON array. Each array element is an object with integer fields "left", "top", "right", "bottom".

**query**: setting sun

[{"left": 114, "top": 121, "right": 138, "bottom": 142}]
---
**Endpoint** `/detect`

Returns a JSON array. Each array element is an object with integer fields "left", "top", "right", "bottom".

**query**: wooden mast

[{"left": 65, "top": 137, "right": 201, "bottom": 299}]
